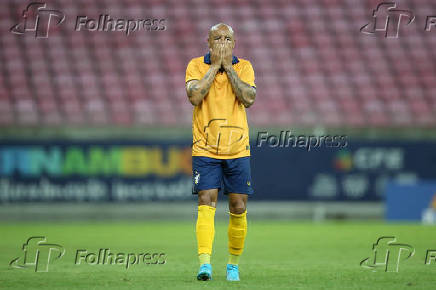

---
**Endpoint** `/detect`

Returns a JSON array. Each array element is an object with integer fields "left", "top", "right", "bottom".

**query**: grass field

[{"left": 1, "top": 220, "right": 435, "bottom": 289}]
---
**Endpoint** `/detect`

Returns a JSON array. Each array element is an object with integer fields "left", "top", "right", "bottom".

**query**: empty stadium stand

[{"left": 1, "top": 0, "right": 435, "bottom": 127}]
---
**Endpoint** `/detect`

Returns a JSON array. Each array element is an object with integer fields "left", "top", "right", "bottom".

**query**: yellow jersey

[{"left": 185, "top": 53, "right": 256, "bottom": 159}]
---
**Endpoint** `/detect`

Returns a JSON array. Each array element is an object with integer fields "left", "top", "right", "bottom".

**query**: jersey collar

[{"left": 204, "top": 52, "right": 239, "bottom": 65}]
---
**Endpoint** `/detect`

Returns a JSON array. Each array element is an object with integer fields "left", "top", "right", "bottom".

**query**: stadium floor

[{"left": 1, "top": 220, "right": 435, "bottom": 289}]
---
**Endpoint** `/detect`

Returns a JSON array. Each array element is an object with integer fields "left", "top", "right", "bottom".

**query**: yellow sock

[
  {"left": 228, "top": 253, "right": 240, "bottom": 265},
  {"left": 196, "top": 205, "right": 216, "bottom": 260},
  {"left": 228, "top": 210, "right": 247, "bottom": 257},
  {"left": 199, "top": 253, "right": 210, "bottom": 265}
]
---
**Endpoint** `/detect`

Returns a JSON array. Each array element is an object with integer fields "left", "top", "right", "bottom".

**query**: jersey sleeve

[
  {"left": 239, "top": 61, "right": 256, "bottom": 88},
  {"left": 185, "top": 59, "right": 202, "bottom": 83}
]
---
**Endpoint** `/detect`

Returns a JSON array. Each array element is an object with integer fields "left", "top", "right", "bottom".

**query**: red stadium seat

[{"left": 1, "top": 0, "right": 435, "bottom": 127}]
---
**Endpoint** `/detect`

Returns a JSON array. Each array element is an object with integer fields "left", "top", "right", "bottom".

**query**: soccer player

[{"left": 185, "top": 23, "right": 256, "bottom": 282}]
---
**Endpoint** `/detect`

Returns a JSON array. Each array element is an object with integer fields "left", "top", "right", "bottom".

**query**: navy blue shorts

[{"left": 192, "top": 156, "right": 253, "bottom": 195}]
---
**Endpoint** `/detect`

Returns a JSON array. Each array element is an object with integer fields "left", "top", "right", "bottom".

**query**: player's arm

[
  {"left": 224, "top": 66, "right": 256, "bottom": 108},
  {"left": 186, "top": 66, "right": 219, "bottom": 106},
  {"left": 222, "top": 46, "right": 256, "bottom": 108},
  {"left": 186, "top": 45, "right": 221, "bottom": 106}
]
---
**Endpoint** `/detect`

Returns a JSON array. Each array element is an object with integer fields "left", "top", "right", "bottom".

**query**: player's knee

[
  {"left": 229, "top": 200, "right": 246, "bottom": 214},
  {"left": 198, "top": 195, "right": 211, "bottom": 206},
  {"left": 198, "top": 192, "right": 216, "bottom": 206},
  {"left": 230, "top": 205, "right": 246, "bottom": 214}
]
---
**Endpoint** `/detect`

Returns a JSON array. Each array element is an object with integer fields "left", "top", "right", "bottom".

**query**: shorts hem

[
  {"left": 192, "top": 186, "right": 221, "bottom": 195},
  {"left": 223, "top": 191, "right": 253, "bottom": 195}
]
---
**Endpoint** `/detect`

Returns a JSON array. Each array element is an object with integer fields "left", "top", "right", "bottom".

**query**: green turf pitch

[{"left": 1, "top": 220, "right": 435, "bottom": 289}]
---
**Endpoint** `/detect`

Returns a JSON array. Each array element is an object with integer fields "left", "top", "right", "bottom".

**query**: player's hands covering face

[
  {"left": 221, "top": 43, "right": 233, "bottom": 69},
  {"left": 210, "top": 43, "right": 222, "bottom": 67}
]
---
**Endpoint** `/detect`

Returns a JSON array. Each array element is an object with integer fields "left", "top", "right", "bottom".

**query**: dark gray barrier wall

[
  {"left": 251, "top": 139, "right": 436, "bottom": 201},
  {"left": 0, "top": 139, "right": 435, "bottom": 202}
]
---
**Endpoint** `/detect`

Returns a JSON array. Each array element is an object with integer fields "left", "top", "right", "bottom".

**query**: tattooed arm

[
  {"left": 186, "top": 65, "right": 220, "bottom": 106},
  {"left": 221, "top": 45, "right": 256, "bottom": 108},
  {"left": 223, "top": 65, "right": 256, "bottom": 108},
  {"left": 186, "top": 44, "right": 222, "bottom": 106}
]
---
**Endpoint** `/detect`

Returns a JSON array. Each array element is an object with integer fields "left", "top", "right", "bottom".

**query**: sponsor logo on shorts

[{"left": 194, "top": 170, "right": 200, "bottom": 185}]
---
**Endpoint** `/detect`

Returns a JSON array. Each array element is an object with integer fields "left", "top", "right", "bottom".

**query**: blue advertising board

[
  {"left": 251, "top": 138, "right": 436, "bottom": 201},
  {"left": 386, "top": 182, "right": 436, "bottom": 221},
  {"left": 0, "top": 140, "right": 194, "bottom": 202},
  {"left": 0, "top": 139, "right": 435, "bottom": 202}
]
